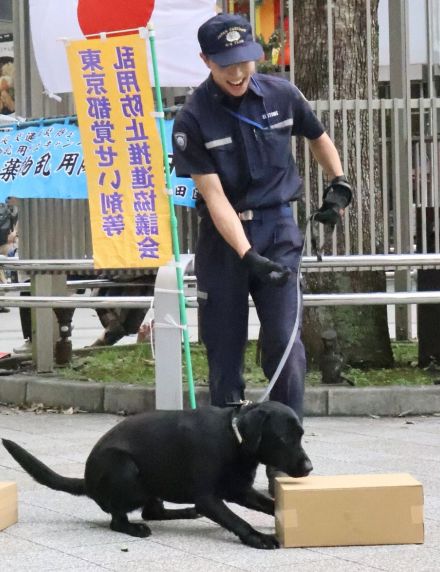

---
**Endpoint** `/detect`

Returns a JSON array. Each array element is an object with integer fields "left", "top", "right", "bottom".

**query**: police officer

[{"left": 172, "top": 13, "right": 351, "bottom": 490}]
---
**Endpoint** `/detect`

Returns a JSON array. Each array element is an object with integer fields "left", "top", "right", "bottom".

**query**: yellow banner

[{"left": 66, "top": 34, "right": 172, "bottom": 269}]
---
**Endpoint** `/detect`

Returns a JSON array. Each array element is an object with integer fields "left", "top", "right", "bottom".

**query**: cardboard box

[
  {"left": 275, "top": 473, "right": 423, "bottom": 548},
  {"left": 0, "top": 482, "right": 18, "bottom": 531}
]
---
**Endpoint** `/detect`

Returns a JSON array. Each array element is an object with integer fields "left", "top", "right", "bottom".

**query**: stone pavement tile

[
  {"left": 308, "top": 544, "right": 440, "bottom": 572},
  {"left": 305, "top": 433, "right": 439, "bottom": 466},
  {"left": 4, "top": 456, "right": 86, "bottom": 481},
  {"left": 0, "top": 407, "right": 118, "bottom": 438},
  {"left": 7, "top": 518, "right": 128, "bottom": 551},
  {"left": 142, "top": 519, "right": 329, "bottom": 570},
  {"left": 255, "top": 560, "right": 380, "bottom": 572},
  {"left": 0, "top": 462, "right": 24, "bottom": 481},
  {"left": 62, "top": 536, "right": 222, "bottom": 570},
  {"left": 424, "top": 519, "right": 440, "bottom": 548},
  {"left": 425, "top": 498, "right": 440, "bottom": 522},
  {"left": 0, "top": 533, "right": 47, "bottom": 556},
  {"left": 0, "top": 412, "right": 439, "bottom": 571},
  {"left": 18, "top": 491, "right": 111, "bottom": 528},
  {"left": 305, "top": 416, "right": 440, "bottom": 442},
  {"left": 101, "top": 557, "right": 250, "bottom": 572},
  {"left": 0, "top": 438, "right": 96, "bottom": 469},
  {"left": 7, "top": 503, "right": 90, "bottom": 528},
  {"left": 0, "top": 534, "right": 109, "bottom": 572}
]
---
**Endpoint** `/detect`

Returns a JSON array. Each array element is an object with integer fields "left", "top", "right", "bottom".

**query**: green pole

[{"left": 147, "top": 24, "right": 196, "bottom": 409}]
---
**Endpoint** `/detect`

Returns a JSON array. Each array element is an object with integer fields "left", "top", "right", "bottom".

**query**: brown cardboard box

[
  {"left": 0, "top": 482, "right": 18, "bottom": 531},
  {"left": 275, "top": 473, "right": 423, "bottom": 548}
]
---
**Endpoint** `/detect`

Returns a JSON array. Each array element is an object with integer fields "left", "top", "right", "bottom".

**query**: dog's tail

[{"left": 2, "top": 439, "right": 86, "bottom": 496}]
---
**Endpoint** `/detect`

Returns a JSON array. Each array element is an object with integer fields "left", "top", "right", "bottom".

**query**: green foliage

[
  {"left": 256, "top": 29, "right": 282, "bottom": 75},
  {"left": 61, "top": 344, "right": 156, "bottom": 385},
  {"left": 59, "top": 340, "right": 434, "bottom": 388}
]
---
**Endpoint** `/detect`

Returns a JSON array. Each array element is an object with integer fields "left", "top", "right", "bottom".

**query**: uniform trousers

[{"left": 195, "top": 205, "right": 306, "bottom": 421}]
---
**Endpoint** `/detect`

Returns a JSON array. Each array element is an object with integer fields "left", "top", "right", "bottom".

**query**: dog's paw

[
  {"left": 241, "top": 531, "right": 280, "bottom": 549},
  {"left": 130, "top": 523, "right": 152, "bottom": 538},
  {"left": 110, "top": 520, "right": 152, "bottom": 538},
  {"left": 180, "top": 507, "right": 201, "bottom": 519}
]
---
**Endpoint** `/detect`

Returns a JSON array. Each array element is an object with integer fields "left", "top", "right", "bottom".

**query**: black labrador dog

[{"left": 2, "top": 401, "right": 312, "bottom": 549}]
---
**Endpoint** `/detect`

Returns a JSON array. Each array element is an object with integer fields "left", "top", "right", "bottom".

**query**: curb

[{"left": 0, "top": 374, "right": 440, "bottom": 416}]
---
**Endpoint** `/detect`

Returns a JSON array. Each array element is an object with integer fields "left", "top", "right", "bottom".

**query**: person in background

[
  {"left": 89, "top": 274, "right": 155, "bottom": 347},
  {"left": 172, "top": 13, "right": 352, "bottom": 495},
  {"left": 0, "top": 75, "right": 15, "bottom": 115},
  {"left": 0, "top": 197, "right": 18, "bottom": 313},
  {"left": 3, "top": 197, "right": 33, "bottom": 355}
]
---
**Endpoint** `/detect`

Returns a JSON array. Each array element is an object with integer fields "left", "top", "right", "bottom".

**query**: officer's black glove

[
  {"left": 242, "top": 248, "right": 291, "bottom": 286},
  {"left": 314, "top": 175, "right": 353, "bottom": 227}
]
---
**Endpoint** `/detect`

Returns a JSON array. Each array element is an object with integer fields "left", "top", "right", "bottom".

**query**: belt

[{"left": 237, "top": 204, "right": 292, "bottom": 221}]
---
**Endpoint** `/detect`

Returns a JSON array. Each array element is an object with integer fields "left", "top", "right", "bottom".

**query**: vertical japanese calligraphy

[{"left": 66, "top": 34, "right": 172, "bottom": 269}]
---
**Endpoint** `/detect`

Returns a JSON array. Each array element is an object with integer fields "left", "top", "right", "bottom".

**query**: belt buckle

[{"left": 238, "top": 209, "right": 254, "bottom": 221}]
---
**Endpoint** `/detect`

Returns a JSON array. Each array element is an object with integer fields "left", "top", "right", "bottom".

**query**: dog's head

[{"left": 238, "top": 401, "right": 312, "bottom": 478}]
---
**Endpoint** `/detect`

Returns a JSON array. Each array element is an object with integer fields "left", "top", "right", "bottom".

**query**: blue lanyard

[
  {"left": 222, "top": 76, "right": 271, "bottom": 131},
  {"left": 222, "top": 106, "right": 271, "bottom": 131}
]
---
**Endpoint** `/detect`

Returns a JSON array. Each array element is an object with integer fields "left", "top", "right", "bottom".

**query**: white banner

[{"left": 29, "top": 0, "right": 215, "bottom": 95}]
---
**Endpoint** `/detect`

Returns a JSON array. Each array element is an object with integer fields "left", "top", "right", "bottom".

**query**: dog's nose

[{"left": 302, "top": 458, "right": 313, "bottom": 476}]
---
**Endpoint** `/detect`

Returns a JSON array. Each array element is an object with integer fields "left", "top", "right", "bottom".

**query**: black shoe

[
  {"left": 0, "top": 307, "right": 10, "bottom": 313},
  {"left": 266, "top": 466, "right": 288, "bottom": 498}
]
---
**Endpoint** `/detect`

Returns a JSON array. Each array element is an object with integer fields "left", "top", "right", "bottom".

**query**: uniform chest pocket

[
  {"left": 205, "top": 137, "right": 242, "bottom": 189},
  {"left": 259, "top": 127, "right": 292, "bottom": 168}
]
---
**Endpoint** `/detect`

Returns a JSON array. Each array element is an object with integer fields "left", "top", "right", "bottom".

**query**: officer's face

[{"left": 202, "top": 56, "right": 256, "bottom": 98}]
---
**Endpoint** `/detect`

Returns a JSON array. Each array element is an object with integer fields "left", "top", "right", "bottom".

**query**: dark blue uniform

[{"left": 173, "top": 73, "right": 324, "bottom": 419}]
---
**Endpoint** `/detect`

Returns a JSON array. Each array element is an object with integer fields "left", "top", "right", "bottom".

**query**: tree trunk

[{"left": 292, "top": 0, "right": 394, "bottom": 368}]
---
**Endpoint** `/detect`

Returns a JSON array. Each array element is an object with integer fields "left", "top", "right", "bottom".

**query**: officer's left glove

[
  {"left": 314, "top": 175, "right": 353, "bottom": 227},
  {"left": 242, "top": 248, "right": 291, "bottom": 286}
]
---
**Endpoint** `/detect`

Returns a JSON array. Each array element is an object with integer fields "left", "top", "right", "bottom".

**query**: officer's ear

[{"left": 200, "top": 53, "right": 211, "bottom": 69}]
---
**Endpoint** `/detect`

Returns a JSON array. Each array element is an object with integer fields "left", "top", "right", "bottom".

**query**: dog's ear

[{"left": 238, "top": 406, "right": 268, "bottom": 455}]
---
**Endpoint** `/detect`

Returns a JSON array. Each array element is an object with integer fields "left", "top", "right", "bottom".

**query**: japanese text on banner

[
  {"left": 0, "top": 124, "right": 86, "bottom": 201},
  {"left": 66, "top": 33, "right": 172, "bottom": 269}
]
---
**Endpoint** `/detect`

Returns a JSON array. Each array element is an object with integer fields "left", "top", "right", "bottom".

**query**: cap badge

[{"left": 226, "top": 30, "right": 241, "bottom": 43}]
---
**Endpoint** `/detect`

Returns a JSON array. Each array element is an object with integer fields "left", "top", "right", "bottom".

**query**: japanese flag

[{"left": 29, "top": 0, "right": 216, "bottom": 95}]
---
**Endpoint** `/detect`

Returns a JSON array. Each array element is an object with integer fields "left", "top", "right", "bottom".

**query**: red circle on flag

[{"left": 77, "top": 0, "right": 155, "bottom": 37}]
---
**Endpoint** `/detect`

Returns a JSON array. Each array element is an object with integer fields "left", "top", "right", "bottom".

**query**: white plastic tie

[
  {"left": 43, "top": 90, "right": 62, "bottom": 103},
  {"left": 150, "top": 111, "right": 165, "bottom": 118},
  {"left": 165, "top": 260, "right": 186, "bottom": 270},
  {"left": 139, "top": 27, "right": 148, "bottom": 39},
  {"left": 154, "top": 288, "right": 184, "bottom": 295},
  {"left": 154, "top": 314, "right": 187, "bottom": 331}
]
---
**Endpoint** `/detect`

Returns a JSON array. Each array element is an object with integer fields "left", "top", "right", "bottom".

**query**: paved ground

[{"left": 0, "top": 407, "right": 439, "bottom": 571}]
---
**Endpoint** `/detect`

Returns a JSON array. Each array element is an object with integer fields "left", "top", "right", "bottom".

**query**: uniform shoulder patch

[{"left": 174, "top": 132, "right": 187, "bottom": 151}]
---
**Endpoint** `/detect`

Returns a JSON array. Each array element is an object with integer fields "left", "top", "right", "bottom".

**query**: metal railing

[
  {"left": 2, "top": 254, "right": 440, "bottom": 409},
  {"left": 2, "top": 254, "right": 440, "bottom": 310}
]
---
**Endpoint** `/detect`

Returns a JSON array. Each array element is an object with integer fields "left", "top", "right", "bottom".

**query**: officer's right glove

[
  {"left": 314, "top": 175, "right": 353, "bottom": 227},
  {"left": 242, "top": 248, "right": 291, "bottom": 286}
]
